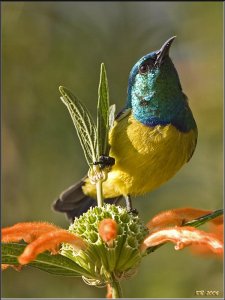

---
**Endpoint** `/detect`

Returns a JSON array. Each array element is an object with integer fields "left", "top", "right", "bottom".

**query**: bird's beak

[{"left": 155, "top": 36, "right": 176, "bottom": 66}]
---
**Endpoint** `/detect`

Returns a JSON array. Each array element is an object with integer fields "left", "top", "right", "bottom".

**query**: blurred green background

[{"left": 2, "top": 2, "right": 223, "bottom": 298}]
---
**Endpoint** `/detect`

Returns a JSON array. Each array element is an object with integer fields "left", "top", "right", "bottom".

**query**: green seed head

[{"left": 60, "top": 204, "right": 148, "bottom": 286}]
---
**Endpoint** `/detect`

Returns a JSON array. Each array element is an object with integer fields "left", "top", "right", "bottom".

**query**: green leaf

[
  {"left": 2, "top": 243, "right": 90, "bottom": 277},
  {"left": 97, "top": 63, "right": 110, "bottom": 157},
  {"left": 109, "top": 104, "right": 116, "bottom": 130},
  {"left": 59, "top": 86, "right": 97, "bottom": 166}
]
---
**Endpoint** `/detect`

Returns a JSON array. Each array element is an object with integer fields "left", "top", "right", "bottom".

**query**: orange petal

[
  {"left": 1, "top": 264, "right": 23, "bottom": 271},
  {"left": 146, "top": 208, "right": 223, "bottom": 232},
  {"left": 18, "top": 229, "right": 87, "bottom": 265},
  {"left": 141, "top": 226, "right": 223, "bottom": 256},
  {"left": 98, "top": 219, "right": 118, "bottom": 245},
  {"left": 106, "top": 284, "right": 113, "bottom": 298},
  {"left": 191, "top": 223, "right": 224, "bottom": 257},
  {"left": 1, "top": 264, "right": 8, "bottom": 270},
  {"left": 2, "top": 222, "right": 60, "bottom": 243},
  {"left": 208, "top": 223, "right": 223, "bottom": 241},
  {"left": 190, "top": 244, "right": 223, "bottom": 257}
]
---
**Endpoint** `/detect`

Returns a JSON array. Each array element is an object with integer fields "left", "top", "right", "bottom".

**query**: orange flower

[
  {"left": 2, "top": 222, "right": 60, "bottom": 243},
  {"left": 98, "top": 218, "right": 118, "bottom": 246},
  {"left": 1, "top": 264, "right": 22, "bottom": 271},
  {"left": 1, "top": 221, "right": 87, "bottom": 269},
  {"left": 142, "top": 208, "right": 223, "bottom": 257},
  {"left": 190, "top": 223, "right": 223, "bottom": 256},
  {"left": 146, "top": 208, "right": 223, "bottom": 231},
  {"left": 106, "top": 284, "right": 113, "bottom": 298},
  {"left": 141, "top": 226, "right": 223, "bottom": 255},
  {"left": 2, "top": 206, "right": 223, "bottom": 299}
]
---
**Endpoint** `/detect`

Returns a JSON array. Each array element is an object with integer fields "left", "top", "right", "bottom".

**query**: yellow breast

[{"left": 83, "top": 114, "right": 197, "bottom": 199}]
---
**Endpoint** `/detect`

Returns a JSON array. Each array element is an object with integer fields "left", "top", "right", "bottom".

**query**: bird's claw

[
  {"left": 128, "top": 208, "right": 139, "bottom": 215},
  {"left": 93, "top": 155, "right": 115, "bottom": 169}
]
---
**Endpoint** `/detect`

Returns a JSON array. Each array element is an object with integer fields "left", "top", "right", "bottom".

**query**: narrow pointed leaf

[
  {"left": 2, "top": 243, "right": 90, "bottom": 277},
  {"left": 59, "top": 86, "right": 97, "bottom": 166},
  {"left": 109, "top": 104, "right": 116, "bottom": 130},
  {"left": 97, "top": 63, "right": 110, "bottom": 157}
]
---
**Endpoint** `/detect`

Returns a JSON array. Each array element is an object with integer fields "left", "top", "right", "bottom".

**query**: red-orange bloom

[
  {"left": 141, "top": 226, "right": 223, "bottom": 255},
  {"left": 1, "top": 264, "right": 23, "bottom": 271},
  {"left": 190, "top": 222, "right": 223, "bottom": 256},
  {"left": 2, "top": 222, "right": 60, "bottom": 243},
  {"left": 146, "top": 208, "right": 223, "bottom": 232},
  {"left": 106, "top": 283, "right": 113, "bottom": 298},
  {"left": 1, "top": 221, "right": 87, "bottom": 269},
  {"left": 98, "top": 218, "right": 118, "bottom": 246},
  {"left": 142, "top": 208, "right": 224, "bottom": 257}
]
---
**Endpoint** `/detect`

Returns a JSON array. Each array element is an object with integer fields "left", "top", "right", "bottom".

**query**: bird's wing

[
  {"left": 53, "top": 176, "right": 88, "bottom": 212},
  {"left": 115, "top": 107, "right": 132, "bottom": 122},
  {"left": 53, "top": 176, "right": 123, "bottom": 222},
  {"left": 187, "top": 128, "right": 198, "bottom": 162}
]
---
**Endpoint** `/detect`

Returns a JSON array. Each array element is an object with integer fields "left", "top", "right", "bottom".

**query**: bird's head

[{"left": 126, "top": 37, "right": 192, "bottom": 130}]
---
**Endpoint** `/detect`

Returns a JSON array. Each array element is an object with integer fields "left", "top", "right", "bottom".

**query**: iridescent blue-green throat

[{"left": 124, "top": 36, "right": 197, "bottom": 133}]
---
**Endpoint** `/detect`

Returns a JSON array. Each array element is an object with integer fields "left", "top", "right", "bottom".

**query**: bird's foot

[
  {"left": 93, "top": 155, "right": 115, "bottom": 170},
  {"left": 124, "top": 195, "right": 138, "bottom": 215},
  {"left": 128, "top": 208, "right": 139, "bottom": 215}
]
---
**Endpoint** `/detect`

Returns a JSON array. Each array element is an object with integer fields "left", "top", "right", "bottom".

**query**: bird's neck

[
  {"left": 136, "top": 100, "right": 196, "bottom": 132},
  {"left": 125, "top": 63, "right": 197, "bottom": 132},
  {"left": 126, "top": 89, "right": 196, "bottom": 133}
]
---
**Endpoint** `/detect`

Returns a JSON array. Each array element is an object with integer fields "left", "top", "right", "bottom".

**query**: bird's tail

[{"left": 53, "top": 177, "right": 122, "bottom": 223}]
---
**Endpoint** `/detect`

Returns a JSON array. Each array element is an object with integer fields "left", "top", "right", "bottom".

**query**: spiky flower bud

[{"left": 60, "top": 204, "right": 148, "bottom": 286}]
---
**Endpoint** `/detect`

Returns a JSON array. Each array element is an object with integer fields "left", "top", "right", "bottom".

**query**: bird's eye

[{"left": 139, "top": 64, "right": 149, "bottom": 74}]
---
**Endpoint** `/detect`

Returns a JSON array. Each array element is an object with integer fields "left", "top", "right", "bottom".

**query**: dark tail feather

[{"left": 52, "top": 177, "right": 123, "bottom": 223}]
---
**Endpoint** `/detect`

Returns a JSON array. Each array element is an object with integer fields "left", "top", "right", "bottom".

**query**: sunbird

[{"left": 53, "top": 37, "right": 198, "bottom": 222}]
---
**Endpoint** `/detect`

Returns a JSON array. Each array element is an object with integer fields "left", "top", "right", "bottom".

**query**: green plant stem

[
  {"left": 184, "top": 209, "right": 223, "bottom": 227},
  {"left": 111, "top": 273, "right": 123, "bottom": 298},
  {"left": 96, "top": 180, "right": 104, "bottom": 207}
]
